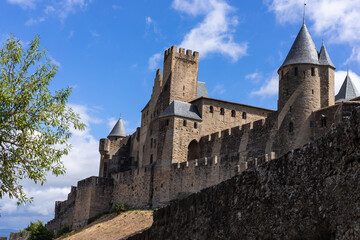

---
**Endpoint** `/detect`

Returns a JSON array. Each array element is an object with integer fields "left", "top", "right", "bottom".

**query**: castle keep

[{"left": 46, "top": 22, "right": 360, "bottom": 231}]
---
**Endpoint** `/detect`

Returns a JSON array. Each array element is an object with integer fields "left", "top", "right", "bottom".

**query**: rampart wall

[
  {"left": 129, "top": 107, "right": 360, "bottom": 240},
  {"left": 46, "top": 177, "right": 113, "bottom": 232}
]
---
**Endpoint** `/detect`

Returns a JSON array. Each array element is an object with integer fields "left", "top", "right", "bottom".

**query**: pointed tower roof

[
  {"left": 335, "top": 71, "right": 360, "bottom": 102},
  {"left": 108, "top": 116, "right": 126, "bottom": 137},
  {"left": 280, "top": 23, "right": 319, "bottom": 69},
  {"left": 319, "top": 41, "right": 335, "bottom": 68}
]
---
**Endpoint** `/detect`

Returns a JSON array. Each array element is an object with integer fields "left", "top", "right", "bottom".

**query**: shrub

[
  {"left": 112, "top": 202, "right": 128, "bottom": 214},
  {"left": 25, "top": 221, "right": 53, "bottom": 240}
]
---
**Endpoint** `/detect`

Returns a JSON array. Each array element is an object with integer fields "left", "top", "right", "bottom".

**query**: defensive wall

[
  {"left": 46, "top": 176, "right": 113, "bottom": 231},
  {"left": 129, "top": 107, "right": 360, "bottom": 240},
  {"left": 111, "top": 115, "right": 278, "bottom": 209}
]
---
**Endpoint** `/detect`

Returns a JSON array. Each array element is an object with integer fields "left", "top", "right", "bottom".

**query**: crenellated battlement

[
  {"left": 199, "top": 118, "right": 272, "bottom": 150},
  {"left": 164, "top": 46, "right": 199, "bottom": 62}
]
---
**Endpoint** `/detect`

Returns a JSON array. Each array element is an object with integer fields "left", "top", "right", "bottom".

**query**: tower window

[
  {"left": 220, "top": 108, "right": 225, "bottom": 115},
  {"left": 150, "top": 138, "right": 153, "bottom": 148},
  {"left": 312, "top": 89, "right": 314, "bottom": 94},
  {"left": 294, "top": 67, "right": 298, "bottom": 76},
  {"left": 321, "top": 116, "right": 327, "bottom": 127},
  {"left": 242, "top": 112, "right": 247, "bottom": 119},
  {"left": 231, "top": 110, "right": 236, "bottom": 117},
  {"left": 194, "top": 122, "right": 197, "bottom": 129},
  {"left": 286, "top": 89, "right": 289, "bottom": 96},
  {"left": 311, "top": 67, "right": 315, "bottom": 76},
  {"left": 289, "top": 122, "right": 294, "bottom": 133},
  {"left": 281, "top": 70, "right": 284, "bottom": 78},
  {"left": 209, "top": 106, "right": 214, "bottom": 113},
  {"left": 165, "top": 119, "right": 169, "bottom": 126},
  {"left": 183, "top": 120, "right": 187, "bottom": 126},
  {"left": 289, "top": 106, "right": 292, "bottom": 113},
  {"left": 150, "top": 154, "right": 153, "bottom": 164},
  {"left": 154, "top": 139, "right": 156, "bottom": 148}
]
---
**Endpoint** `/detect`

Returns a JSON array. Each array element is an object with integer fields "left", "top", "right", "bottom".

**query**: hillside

[{"left": 57, "top": 210, "right": 153, "bottom": 240}]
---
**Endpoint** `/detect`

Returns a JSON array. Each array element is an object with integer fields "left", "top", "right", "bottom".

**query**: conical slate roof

[
  {"left": 319, "top": 41, "right": 335, "bottom": 68},
  {"left": 159, "top": 100, "right": 202, "bottom": 121},
  {"left": 108, "top": 117, "right": 126, "bottom": 137},
  {"left": 281, "top": 23, "right": 319, "bottom": 68},
  {"left": 335, "top": 72, "right": 360, "bottom": 102}
]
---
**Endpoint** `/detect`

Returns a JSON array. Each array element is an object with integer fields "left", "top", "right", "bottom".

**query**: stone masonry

[{"left": 46, "top": 21, "right": 358, "bottom": 233}]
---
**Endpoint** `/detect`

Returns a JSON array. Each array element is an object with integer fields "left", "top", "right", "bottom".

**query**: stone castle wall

[
  {"left": 129, "top": 107, "right": 360, "bottom": 240},
  {"left": 46, "top": 177, "right": 113, "bottom": 231}
]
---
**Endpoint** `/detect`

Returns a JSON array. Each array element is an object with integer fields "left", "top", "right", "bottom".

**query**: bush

[
  {"left": 25, "top": 221, "right": 53, "bottom": 240},
  {"left": 112, "top": 202, "right": 128, "bottom": 214},
  {"left": 55, "top": 226, "right": 71, "bottom": 238}
]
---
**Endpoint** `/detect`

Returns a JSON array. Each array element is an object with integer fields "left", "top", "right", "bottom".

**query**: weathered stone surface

[
  {"left": 9, "top": 231, "right": 30, "bottom": 240},
  {"left": 129, "top": 108, "right": 360, "bottom": 240}
]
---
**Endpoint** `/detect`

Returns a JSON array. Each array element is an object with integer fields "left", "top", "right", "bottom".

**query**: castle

[{"left": 46, "top": 21, "right": 360, "bottom": 232}]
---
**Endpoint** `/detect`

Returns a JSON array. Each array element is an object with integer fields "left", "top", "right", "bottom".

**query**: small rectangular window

[
  {"left": 183, "top": 120, "right": 187, "bottom": 126},
  {"left": 311, "top": 68, "right": 315, "bottom": 76},
  {"left": 294, "top": 67, "right": 298, "bottom": 76}
]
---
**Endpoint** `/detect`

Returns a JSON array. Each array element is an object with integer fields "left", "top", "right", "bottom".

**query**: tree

[
  {"left": 0, "top": 35, "right": 85, "bottom": 204},
  {"left": 25, "top": 221, "right": 53, "bottom": 240}
]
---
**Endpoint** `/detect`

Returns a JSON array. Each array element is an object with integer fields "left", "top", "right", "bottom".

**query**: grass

[{"left": 57, "top": 210, "right": 153, "bottom": 240}]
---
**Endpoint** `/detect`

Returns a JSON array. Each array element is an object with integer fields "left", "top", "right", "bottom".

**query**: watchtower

[
  {"left": 162, "top": 46, "right": 199, "bottom": 104},
  {"left": 277, "top": 22, "right": 335, "bottom": 153}
]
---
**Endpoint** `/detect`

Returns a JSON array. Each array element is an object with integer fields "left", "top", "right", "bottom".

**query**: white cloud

[
  {"left": 173, "top": 0, "right": 248, "bottom": 61},
  {"left": 146, "top": 17, "right": 152, "bottom": 25},
  {"left": 7, "top": 0, "right": 36, "bottom": 9},
  {"left": 251, "top": 73, "right": 279, "bottom": 97},
  {"left": 267, "top": 0, "right": 360, "bottom": 63},
  {"left": 25, "top": 17, "right": 45, "bottom": 26},
  {"left": 211, "top": 83, "right": 226, "bottom": 96},
  {"left": 48, "top": 55, "right": 61, "bottom": 67},
  {"left": 12, "top": 0, "right": 93, "bottom": 24},
  {"left": 44, "top": 5, "right": 55, "bottom": 14},
  {"left": 90, "top": 30, "right": 100, "bottom": 37},
  {"left": 335, "top": 70, "right": 360, "bottom": 95},
  {"left": 245, "top": 71, "right": 262, "bottom": 84},
  {"left": 108, "top": 117, "right": 117, "bottom": 130},
  {"left": 148, "top": 53, "right": 162, "bottom": 71}
]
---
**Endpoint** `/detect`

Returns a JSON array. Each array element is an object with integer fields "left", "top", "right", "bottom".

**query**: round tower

[{"left": 277, "top": 22, "right": 334, "bottom": 154}]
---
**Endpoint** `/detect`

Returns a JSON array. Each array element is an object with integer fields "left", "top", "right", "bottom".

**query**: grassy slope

[{"left": 57, "top": 210, "right": 153, "bottom": 240}]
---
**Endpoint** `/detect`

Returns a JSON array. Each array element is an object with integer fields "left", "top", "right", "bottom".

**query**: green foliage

[
  {"left": 25, "top": 221, "right": 53, "bottom": 240},
  {"left": 55, "top": 226, "right": 71, "bottom": 238},
  {"left": 112, "top": 202, "right": 128, "bottom": 214},
  {"left": 0, "top": 35, "right": 85, "bottom": 204}
]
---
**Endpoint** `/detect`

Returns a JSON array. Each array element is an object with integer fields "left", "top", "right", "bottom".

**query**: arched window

[
  {"left": 209, "top": 106, "right": 214, "bottom": 113},
  {"left": 289, "top": 122, "right": 294, "bottom": 133},
  {"left": 220, "top": 108, "right": 225, "bottom": 115},
  {"left": 188, "top": 140, "right": 200, "bottom": 161},
  {"left": 242, "top": 112, "right": 247, "bottom": 119},
  {"left": 231, "top": 110, "right": 236, "bottom": 117},
  {"left": 183, "top": 120, "right": 187, "bottom": 126}
]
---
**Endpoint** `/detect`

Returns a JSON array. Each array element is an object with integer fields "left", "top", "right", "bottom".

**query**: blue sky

[{"left": 1, "top": 0, "right": 360, "bottom": 236}]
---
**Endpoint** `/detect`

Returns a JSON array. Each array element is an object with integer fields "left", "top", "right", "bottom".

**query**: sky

[{"left": 1, "top": 0, "right": 360, "bottom": 236}]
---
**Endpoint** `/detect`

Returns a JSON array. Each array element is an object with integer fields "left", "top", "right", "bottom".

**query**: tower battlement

[{"left": 164, "top": 46, "right": 199, "bottom": 61}]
